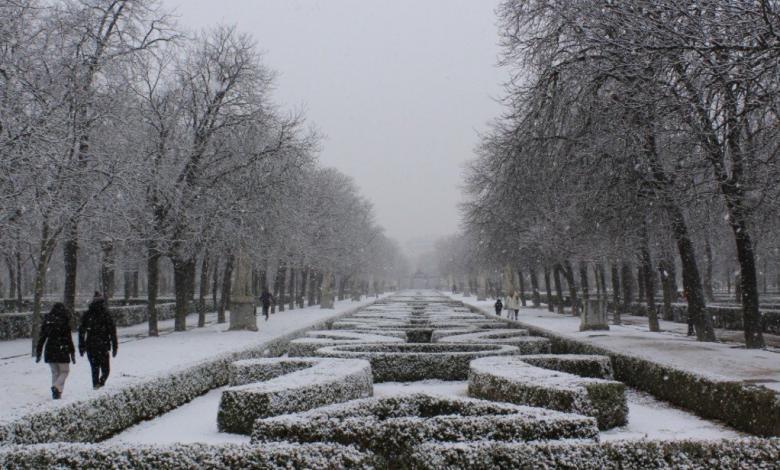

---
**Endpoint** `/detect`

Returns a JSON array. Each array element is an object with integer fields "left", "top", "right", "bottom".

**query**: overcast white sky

[{"left": 162, "top": 0, "right": 507, "bottom": 248}]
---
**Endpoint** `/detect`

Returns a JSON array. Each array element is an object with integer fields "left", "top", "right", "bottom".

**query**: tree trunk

[
  {"left": 100, "top": 241, "right": 115, "bottom": 300},
  {"left": 637, "top": 264, "right": 645, "bottom": 303},
  {"left": 658, "top": 258, "right": 674, "bottom": 321},
  {"left": 198, "top": 253, "right": 210, "bottom": 327},
  {"left": 131, "top": 269, "right": 139, "bottom": 298},
  {"left": 621, "top": 263, "right": 634, "bottom": 311},
  {"left": 729, "top": 214, "right": 765, "bottom": 348},
  {"left": 611, "top": 263, "right": 621, "bottom": 325},
  {"left": 517, "top": 269, "right": 527, "bottom": 307},
  {"left": 211, "top": 257, "right": 220, "bottom": 315},
  {"left": 562, "top": 260, "right": 578, "bottom": 316},
  {"left": 579, "top": 262, "right": 590, "bottom": 303},
  {"left": 277, "top": 262, "right": 287, "bottom": 312},
  {"left": 147, "top": 242, "right": 161, "bottom": 337},
  {"left": 308, "top": 269, "right": 317, "bottom": 306},
  {"left": 552, "top": 264, "right": 565, "bottom": 314},
  {"left": 640, "top": 221, "right": 659, "bottom": 332},
  {"left": 300, "top": 267, "right": 309, "bottom": 308},
  {"left": 288, "top": 265, "right": 296, "bottom": 311},
  {"left": 172, "top": 256, "right": 195, "bottom": 332},
  {"left": 62, "top": 223, "right": 78, "bottom": 315},
  {"left": 703, "top": 234, "right": 715, "bottom": 302},
  {"left": 219, "top": 254, "right": 234, "bottom": 324},
  {"left": 543, "top": 265, "right": 554, "bottom": 312},
  {"left": 529, "top": 268, "right": 541, "bottom": 307},
  {"left": 30, "top": 224, "right": 56, "bottom": 355}
]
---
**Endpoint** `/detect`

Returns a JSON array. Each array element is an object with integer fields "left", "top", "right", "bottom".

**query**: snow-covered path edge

[
  {"left": 450, "top": 294, "right": 780, "bottom": 437},
  {"left": 0, "top": 296, "right": 387, "bottom": 445}
]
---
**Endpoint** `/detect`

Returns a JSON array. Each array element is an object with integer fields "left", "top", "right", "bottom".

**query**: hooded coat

[
  {"left": 78, "top": 299, "right": 118, "bottom": 354},
  {"left": 36, "top": 305, "right": 75, "bottom": 363}
]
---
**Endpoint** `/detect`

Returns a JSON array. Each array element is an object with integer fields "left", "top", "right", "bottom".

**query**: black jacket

[
  {"left": 36, "top": 311, "right": 75, "bottom": 363},
  {"left": 78, "top": 300, "right": 118, "bottom": 353},
  {"left": 259, "top": 292, "right": 274, "bottom": 308}
]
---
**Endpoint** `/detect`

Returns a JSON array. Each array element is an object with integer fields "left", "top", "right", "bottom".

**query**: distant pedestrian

[
  {"left": 36, "top": 303, "right": 76, "bottom": 399},
  {"left": 78, "top": 293, "right": 118, "bottom": 389},
  {"left": 494, "top": 298, "right": 503, "bottom": 316},
  {"left": 259, "top": 289, "right": 275, "bottom": 321}
]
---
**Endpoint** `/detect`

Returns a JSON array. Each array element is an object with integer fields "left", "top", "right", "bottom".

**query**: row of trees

[
  {"left": 445, "top": 0, "right": 780, "bottom": 348},
  {"left": 0, "top": 0, "right": 407, "bottom": 352}
]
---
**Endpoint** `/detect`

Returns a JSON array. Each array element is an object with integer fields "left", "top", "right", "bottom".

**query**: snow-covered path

[
  {"left": 450, "top": 293, "right": 780, "bottom": 392},
  {"left": 0, "top": 296, "right": 385, "bottom": 424}
]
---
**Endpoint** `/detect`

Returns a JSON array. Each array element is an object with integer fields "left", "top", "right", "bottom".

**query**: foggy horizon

[{"left": 161, "top": 0, "right": 507, "bottom": 249}]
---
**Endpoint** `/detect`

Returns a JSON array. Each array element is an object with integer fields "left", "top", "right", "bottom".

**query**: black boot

[{"left": 51, "top": 386, "right": 61, "bottom": 400}]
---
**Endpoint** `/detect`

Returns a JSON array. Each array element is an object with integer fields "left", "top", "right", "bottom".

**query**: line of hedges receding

[
  {"left": 0, "top": 301, "right": 377, "bottom": 445},
  {"left": 0, "top": 442, "right": 376, "bottom": 469},
  {"left": 407, "top": 438, "right": 780, "bottom": 469},
  {"left": 463, "top": 301, "right": 780, "bottom": 437}
]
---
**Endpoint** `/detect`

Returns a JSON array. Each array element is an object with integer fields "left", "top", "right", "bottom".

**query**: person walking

[
  {"left": 494, "top": 297, "right": 503, "bottom": 317},
  {"left": 36, "top": 303, "right": 76, "bottom": 399},
  {"left": 512, "top": 291, "right": 521, "bottom": 320},
  {"left": 259, "top": 289, "right": 275, "bottom": 321},
  {"left": 78, "top": 293, "right": 118, "bottom": 389}
]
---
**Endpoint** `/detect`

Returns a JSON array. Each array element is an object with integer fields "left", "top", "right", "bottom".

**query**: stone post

[
  {"left": 477, "top": 270, "right": 488, "bottom": 301},
  {"left": 580, "top": 298, "right": 610, "bottom": 331},
  {"left": 320, "top": 271, "right": 334, "bottom": 309},
  {"left": 229, "top": 247, "right": 257, "bottom": 331}
]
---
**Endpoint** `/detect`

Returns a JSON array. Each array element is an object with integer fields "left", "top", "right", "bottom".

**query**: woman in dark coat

[
  {"left": 36, "top": 303, "right": 76, "bottom": 399},
  {"left": 78, "top": 294, "right": 118, "bottom": 389}
]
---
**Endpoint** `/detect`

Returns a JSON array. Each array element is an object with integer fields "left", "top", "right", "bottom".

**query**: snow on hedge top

[
  {"left": 435, "top": 328, "right": 530, "bottom": 343},
  {"left": 228, "top": 357, "right": 372, "bottom": 390},
  {"left": 470, "top": 356, "right": 617, "bottom": 391},
  {"left": 297, "top": 330, "right": 404, "bottom": 343},
  {"left": 316, "top": 342, "right": 520, "bottom": 357}
]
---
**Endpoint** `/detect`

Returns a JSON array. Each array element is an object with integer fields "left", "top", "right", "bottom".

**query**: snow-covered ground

[
  {"left": 450, "top": 293, "right": 780, "bottom": 392},
  {"left": 0, "top": 296, "right": 386, "bottom": 424},
  {"left": 107, "top": 379, "right": 742, "bottom": 444}
]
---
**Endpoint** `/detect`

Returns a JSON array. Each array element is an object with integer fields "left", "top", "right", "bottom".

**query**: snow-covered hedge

[
  {"left": 405, "top": 328, "right": 434, "bottom": 343},
  {"left": 0, "top": 301, "right": 217, "bottom": 340},
  {"left": 437, "top": 329, "right": 551, "bottom": 354},
  {"left": 519, "top": 354, "right": 614, "bottom": 379},
  {"left": 463, "top": 298, "right": 780, "bottom": 437},
  {"left": 0, "top": 442, "right": 377, "bottom": 469},
  {"left": 469, "top": 356, "right": 628, "bottom": 430},
  {"left": 316, "top": 343, "right": 520, "bottom": 382},
  {"left": 407, "top": 438, "right": 780, "bottom": 469},
  {"left": 251, "top": 394, "right": 599, "bottom": 466},
  {"left": 429, "top": 328, "right": 480, "bottom": 342},
  {"left": 0, "top": 302, "right": 377, "bottom": 444},
  {"left": 288, "top": 331, "right": 403, "bottom": 356},
  {"left": 217, "top": 358, "right": 373, "bottom": 434}
]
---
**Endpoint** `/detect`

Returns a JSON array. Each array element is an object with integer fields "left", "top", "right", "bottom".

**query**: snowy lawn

[
  {"left": 451, "top": 293, "right": 780, "bottom": 392},
  {"left": 107, "top": 380, "right": 742, "bottom": 444},
  {"left": 0, "top": 296, "right": 386, "bottom": 425}
]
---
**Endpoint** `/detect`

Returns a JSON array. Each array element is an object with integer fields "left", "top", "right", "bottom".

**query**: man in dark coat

[
  {"left": 78, "top": 293, "right": 118, "bottom": 389},
  {"left": 36, "top": 303, "right": 76, "bottom": 399},
  {"left": 494, "top": 298, "right": 503, "bottom": 317},
  {"left": 259, "top": 289, "right": 275, "bottom": 321}
]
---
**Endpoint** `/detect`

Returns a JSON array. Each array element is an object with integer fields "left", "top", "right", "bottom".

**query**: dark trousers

[
  {"left": 87, "top": 349, "right": 110, "bottom": 387},
  {"left": 262, "top": 305, "right": 270, "bottom": 320}
]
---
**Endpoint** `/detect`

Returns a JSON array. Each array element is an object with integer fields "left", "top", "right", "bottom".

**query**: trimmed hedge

[
  {"left": 520, "top": 354, "right": 615, "bottom": 379},
  {"left": 0, "top": 301, "right": 379, "bottom": 444},
  {"left": 0, "top": 300, "right": 217, "bottom": 340},
  {"left": 407, "top": 438, "right": 780, "bottom": 469},
  {"left": 316, "top": 343, "right": 520, "bottom": 382},
  {"left": 288, "top": 331, "right": 403, "bottom": 357},
  {"left": 463, "top": 299, "right": 780, "bottom": 437},
  {"left": 217, "top": 358, "right": 373, "bottom": 435},
  {"left": 469, "top": 356, "right": 628, "bottom": 430},
  {"left": 436, "top": 329, "right": 551, "bottom": 355},
  {"left": 251, "top": 394, "right": 599, "bottom": 466},
  {"left": 0, "top": 442, "right": 376, "bottom": 469}
]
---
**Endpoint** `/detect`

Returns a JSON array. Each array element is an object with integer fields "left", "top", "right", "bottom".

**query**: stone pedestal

[
  {"left": 229, "top": 248, "right": 258, "bottom": 331},
  {"left": 320, "top": 272, "right": 334, "bottom": 309},
  {"left": 580, "top": 299, "right": 610, "bottom": 331}
]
